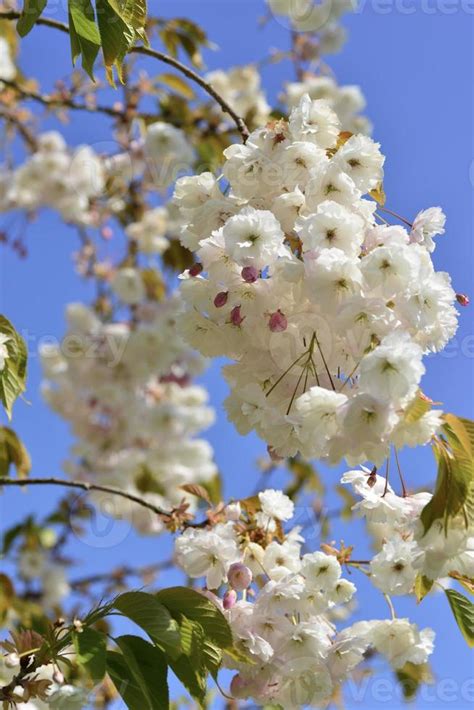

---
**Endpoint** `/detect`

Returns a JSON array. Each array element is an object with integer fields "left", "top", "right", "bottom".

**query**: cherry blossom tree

[{"left": 0, "top": 1, "right": 472, "bottom": 708}]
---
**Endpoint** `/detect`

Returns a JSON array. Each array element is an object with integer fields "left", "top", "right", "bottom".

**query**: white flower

[
  {"left": 221, "top": 207, "right": 286, "bottom": 269},
  {"left": 18, "top": 549, "right": 46, "bottom": 580},
  {"left": 110, "top": 268, "right": 146, "bottom": 305},
  {"left": 125, "top": 207, "right": 169, "bottom": 254},
  {"left": 145, "top": 122, "right": 194, "bottom": 187},
  {"left": 263, "top": 541, "right": 302, "bottom": 580},
  {"left": 259, "top": 489, "right": 294, "bottom": 521},
  {"left": 371, "top": 619, "right": 435, "bottom": 670},
  {"left": 48, "top": 685, "right": 88, "bottom": 710},
  {"left": 332, "top": 134, "right": 385, "bottom": 192},
  {"left": 410, "top": 207, "right": 446, "bottom": 251},
  {"left": 301, "top": 551, "right": 341, "bottom": 592},
  {"left": 0, "top": 38, "right": 16, "bottom": 82},
  {"left": 289, "top": 95, "right": 340, "bottom": 150},
  {"left": 370, "top": 537, "right": 423, "bottom": 595},
  {"left": 174, "top": 524, "right": 240, "bottom": 589},
  {"left": 296, "top": 200, "right": 364, "bottom": 256},
  {"left": 290, "top": 387, "right": 347, "bottom": 458},
  {"left": 359, "top": 333, "right": 425, "bottom": 406}
]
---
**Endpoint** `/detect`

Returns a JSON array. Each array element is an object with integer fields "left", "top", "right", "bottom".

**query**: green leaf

[
  {"left": 404, "top": 390, "right": 433, "bottom": 424},
  {"left": 156, "top": 587, "right": 232, "bottom": 650},
  {"left": 114, "top": 635, "right": 169, "bottom": 709},
  {"left": 414, "top": 574, "right": 434, "bottom": 603},
  {"left": 73, "top": 627, "right": 107, "bottom": 682},
  {"left": 444, "top": 414, "right": 474, "bottom": 459},
  {"left": 16, "top": 0, "right": 47, "bottom": 37},
  {"left": 0, "top": 315, "right": 27, "bottom": 419},
  {"left": 396, "top": 662, "right": 433, "bottom": 700},
  {"left": 445, "top": 589, "right": 474, "bottom": 647},
  {"left": 95, "top": 0, "right": 135, "bottom": 85},
  {"left": 1, "top": 522, "right": 26, "bottom": 555},
  {"left": 448, "top": 572, "right": 474, "bottom": 595},
  {"left": 68, "top": 0, "right": 101, "bottom": 80},
  {"left": 107, "top": 650, "right": 151, "bottom": 709},
  {"left": 0, "top": 427, "right": 31, "bottom": 478},
  {"left": 157, "top": 73, "right": 195, "bottom": 100},
  {"left": 106, "top": 0, "right": 147, "bottom": 31},
  {"left": 164, "top": 618, "right": 207, "bottom": 707},
  {"left": 112, "top": 591, "right": 181, "bottom": 658},
  {"left": 420, "top": 440, "right": 473, "bottom": 534}
]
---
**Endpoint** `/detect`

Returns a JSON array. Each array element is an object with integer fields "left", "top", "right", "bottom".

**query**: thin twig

[
  {"left": 0, "top": 10, "right": 250, "bottom": 142},
  {"left": 0, "top": 10, "right": 69, "bottom": 32},
  {"left": 0, "top": 477, "right": 204, "bottom": 529},
  {"left": 0, "top": 77, "right": 151, "bottom": 120}
]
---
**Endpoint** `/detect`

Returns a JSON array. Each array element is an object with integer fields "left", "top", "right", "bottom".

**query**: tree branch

[
  {"left": 0, "top": 477, "right": 205, "bottom": 529},
  {"left": 0, "top": 10, "right": 69, "bottom": 33},
  {"left": 0, "top": 10, "right": 250, "bottom": 142},
  {"left": 130, "top": 46, "right": 250, "bottom": 141}
]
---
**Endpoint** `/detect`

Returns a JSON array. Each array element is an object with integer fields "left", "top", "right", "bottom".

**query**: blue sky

[{"left": 0, "top": 1, "right": 473, "bottom": 708}]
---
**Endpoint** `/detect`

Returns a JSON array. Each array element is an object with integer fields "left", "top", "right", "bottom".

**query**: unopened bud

[
  {"left": 5, "top": 653, "right": 20, "bottom": 669},
  {"left": 214, "top": 291, "right": 228, "bottom": 308},
  {"left": 223, "top": 589, "right": 238, "bottom": 609},
  {"left": 228, "top": 562, "right": 253, "bottom": 591},
  {"left": 267, "top": 445, "right": 284, "bottom": 463},
  {"left": 53, "top": 670, "right": 65, "bottom": 685},
  {"left": 241, "top": 266, "right": 259, "bottom": 283},
  {"left": 101, "top": 226, "right": 113, "bottom": 240},
  {"left": 189, "top": 263, "right": 203, "bottom": 277},
  {"left": 230, "top": 305, "right": 244, "bottom": 326},
  {"left": 456, "top": 293, "right": 470, "bottom": 307},
  {"left": 225, "top": 502, "right": 242, "bottom": 521},
  {"left": 269, "top": 309, "right": 288, "bottom": 332}
]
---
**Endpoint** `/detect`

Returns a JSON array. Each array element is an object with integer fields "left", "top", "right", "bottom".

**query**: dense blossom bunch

[
  {"left": 283, "top": 74, "right": 372, "bottom": 135},
  {"left": 205, "top": 65, "right": 271, "bottom": 127},
  {"left": 40, "top": 295, "right": 217, "bottom": 534},
  {"left": 173, "top": 95, "right": 458, "bottom": 464},
  {"left": 175, "top": 489, "right": 435, "bottom": 706},
  {"left": 268, "top": 0, "right": 354, "bottom": 49},
  {"left": 0, "top": 132, "right": 105, "bottom": 224},
  {"left": 0, "top": 656, "right": 86, "bottom": 710},
  {"left": 343, "top": 468, "right": 474, "bottom": 592}
]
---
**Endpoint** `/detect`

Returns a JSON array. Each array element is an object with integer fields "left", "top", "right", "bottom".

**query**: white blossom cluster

[
  {"left": 283, "top": 74, "right": 372, "bottom": 135},
  {"left": 173, "top": 95, "right": 458, "bottom": 465},
  {"left": 0, "top": 132, "right": 105, "bottom": 224},
  {"left": 17, "top": 548, "right": 71, "bottom": 611},
  {"left": 175, "top": 489, "right": 435, "bottom": 707},
  {"left": 205, "top": 65, "right": 271, "bottom": 127},
  {"left": 268, "top": 0, "right": 354, "bottom": 51},
  {"left": 0, "top": 656, "right": 86, "bottom": 710},
  {"left": 40, "top": 295, "right": 217, "bottom": 534},
  {"left": 343, "top": 468, "right": 474, "bottom": 593}
]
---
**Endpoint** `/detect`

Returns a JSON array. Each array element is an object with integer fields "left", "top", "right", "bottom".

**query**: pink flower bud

[
  {"left": 456, "top": 293, "right": 470, "bottom": 307},
  {"left": 214, "top": 291, "right": 228, "bottom": 308},
  {"left": 53, "top": 670, "right": 65, "bottom": 685},
  {"left": 228, "top": 562, "right": 252, "bottom": 591},
  {"left": 189, "top": 263, "right": 203, "bottom": 277},
  {"left": 241, "top": 266, "right": 259, "bottom": 283},
  {"left": 101, "top": 226, "right": 113, "bottom": 240},
  {"left": 267, "top": 445, "right": 284, "bottom": 462},
  {"left": 230, "top": 305, "right": 244, "bottom": 326},
  {"left": 269, "top": 309, "right": 288, "bottom": 332},
  {"left": 223, "top": 589, "right": 237, "bottom": 609}
]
